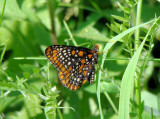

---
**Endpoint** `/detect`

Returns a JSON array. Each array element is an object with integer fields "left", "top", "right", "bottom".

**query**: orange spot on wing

[
  {"left": 57, "top": 61, "right": 61, "bottom": 65},
  {"left": 62, "top": 79, "right": 66, "bottom": 85},
  {"left": 66, "top": 82, "right": 70, "bottom": 87},
  {"left": 68, "top": 66, "right": 72, "bottom": 72},
  {"left": 78, "top": 51, "right": 84, "bottom": 56},
  {"left": 46, "top": 47, "right": 52, "bottom": 51},
  {"left": 46, "top": 52, "right": 50, "bottom": 56},
  {"left": 63, "top": 66, "right": 72, "bottom": 73},
  {"left": 79, "top": 64, "right": 84, "bottom": 73},
  {"left": 83, "top": 70, "right": 88, "bottom": 76},
  {"left": 73, "top": 85, "right": 78, "bottom": 90},
  {"left": 65, "top": 78, "right": 69, "bottom": 83},
  {"left": 49, "top": 57, "right": 53, "bottom": 61},
  {"left": 59, "top": 71, "right": 63, "bottom": 76},
  {"left": 47, "top": 55, "right": 51, "bottom": 58},
  {"left": 69, "top": 84, "right": 73, "bottom": 89},
  {"left": 53, "top": 50, "right": 57, "bottom": 54},
  {"left": 59, "top": 63, "right": 63, "bottom": 68},
  {"left": 61, "top": 67, "right": 65, "bottom": 72},
  {"left": 64, "top": 71, "right": 68, "bottom": 74},
  {"left": 82, "top": 79, "right": 87, "bottom": 85},
  {"left": 53, "top": 56, "right": 57, "bottom": 61},
  {"left": 65, "top": 73, "right": 70, "bottom": 78},
  {"left": 71, "top": 50, "right": 75, "bottom": 55},
  {"left": 88, "top": 54, "right": 93, "bottom": 59},
  {"left": 81, "top": 59, "right": 86, "bottom": 64},
  {"left": 72, "top": 85, "right": 80, "bottom": 90},
  {"left": 55, "top": 60, "right": 58, "bottom": 63},
  {"left": 60, "top": 75, "right": 64, "bottom": 80},
  {"left": 53, "top": 53, "right": 57, "bottom": 57}
]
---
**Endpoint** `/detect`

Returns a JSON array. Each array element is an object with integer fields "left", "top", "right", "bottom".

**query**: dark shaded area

[
  {"left": 152, "top": 40, "right": 160, "bottom": 58},
  {"left": 1, "top": 50, "right": 13, "bottom": 62}
]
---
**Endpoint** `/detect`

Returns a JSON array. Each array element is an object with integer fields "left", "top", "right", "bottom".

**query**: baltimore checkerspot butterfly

[{"left": 45, "top": 44, "right": 99, "bottom": 90}]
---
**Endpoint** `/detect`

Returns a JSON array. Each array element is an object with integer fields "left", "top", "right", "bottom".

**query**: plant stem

[
  {"left": 135, "top": 0, "right": 143, "bottom": 119},
  {"left": 101, "top": 86, "right": 118, "bottom": 115},
  {"left": 63, "top": 20, "right": 78, "bottom": 46},
  {"left": 47, "top": 0, "right": 58, "bottom": 45}
]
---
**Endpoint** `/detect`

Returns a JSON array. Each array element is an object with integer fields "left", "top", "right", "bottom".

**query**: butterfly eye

[{"left": 45, "top": 45, "right": 99, "bottom": 90}]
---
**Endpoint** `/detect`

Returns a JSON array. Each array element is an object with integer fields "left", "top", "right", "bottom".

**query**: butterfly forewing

[{"left": 45, "top": 45, "right": 99, "bottom": 90}]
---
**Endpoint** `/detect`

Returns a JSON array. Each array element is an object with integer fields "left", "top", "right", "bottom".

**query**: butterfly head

[{"left": 92, "top": 44, "right": 99, "bottom": 52}]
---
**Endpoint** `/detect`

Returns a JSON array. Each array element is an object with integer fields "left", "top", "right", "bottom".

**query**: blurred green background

[{"left": 0, "top": 0, "right": 160, "bottom": 119}]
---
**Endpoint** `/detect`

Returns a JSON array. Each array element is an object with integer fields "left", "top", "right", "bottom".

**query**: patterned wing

[
  {"left": 45, "top": 45, "right": 99, "bottom": 90},
  {"left": 45, "top": 45, "right": 92, "bottom": 71},
  {"left": 58, "top": 60, "right": 95, "bottom": 90}
]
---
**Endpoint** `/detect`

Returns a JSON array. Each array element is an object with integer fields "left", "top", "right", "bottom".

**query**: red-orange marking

[
  {"left": 73, "top": 85, "right": 77, "bottom": 90},
  {"left": 83, "top": 70, "right": 87, "bottom": 76},
  {"left": 82, "top": 79, "right": 87, "bottom": 85},
  {"left": 88, "top": 54, "right": 93, "bottom": 59},
  {"left": 62, "top": 79, "right": 65, "bottom": 84},
  {"left": 46, "top": 52, "right": 50, "bottom": 56},
  {"left": 65, "top": 73, "right": 70, "bottom": 78},
  {"left": 47, "top": 55, "right": 51, "bottom": 58},
  {"left": 60, "top": 75, "right": 64, "bottom": 80},
  {"left": 66, "top": 82, "right": 70, "bottom": 87},
  {"left": 53, "top": 56, "right": 57, "bottom": 61},
  {"left": 69, "top": 84, "right": 73, "bottom": 89},
  {"left": 71, "top": 50, "right": 76, "bottom": 55},
  {"left": 79, "top": 64, "right": 84, "bottom": 73},
  {"left": 61, "top": 67, "right": 66, "bottom": 72},
  {"left": 59, "top": 63, "right": 63, "bottom": 68},
  {"left": 81, "top": 59, "right": 86, "bottom": 64},
  {"left": 59, "top": 71, "right": 63, "bottom": 76},
  {"left": 52, "top": 50, "right": 57, "bottom": 54},
  {"left": 49, "top": 57, "right": 53, "bottom": 61},
  {"left": 55, "top": 60, "right": 58, "bottom": 63},
  {"left": 53, "top": 53, "right": 57, "bottom": 57},
  {"left": 57, "top": 61, "right": 61, "bottom": 65},
  {"left": 68, "top": 67, "right": 72, "bottom": 71},
  {"left": 78, "top": 51, "right": 84, "bottom": 56},
  {"left": 65, "top": 78, "right": 69, "bottom": 83},
  {"left": 47, "top": 47, "right": 52, "bottom": 51}
]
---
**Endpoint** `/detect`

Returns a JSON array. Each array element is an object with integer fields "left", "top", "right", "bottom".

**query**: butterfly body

[{"left": 45, "top": 45, "right": 99, "bottom": 90}]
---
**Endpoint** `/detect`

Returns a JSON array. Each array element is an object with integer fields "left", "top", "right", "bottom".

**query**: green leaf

[
  {"left": 101, "top": 81, "right": 119, "bottom": 93},
  {"left": 0, "top": 82, "right": 18, "bottom": 91},
  {"left": 112, "top": 15, "right": 128, "bottom": 22},
  {"left": 118, "top": 2, "right": 130, "bottom": 14}
]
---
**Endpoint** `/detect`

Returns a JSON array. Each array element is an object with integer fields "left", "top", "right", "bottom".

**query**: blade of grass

[
  {"left": 63, "top": 20, "right": 78, "bottom": 46},
  {"left": 0, "top": 45, "right": 6, "bottom": 64},
  {"left": 96, "top": 19, "right": 153, "bottom": 119},
  {"left": 0, "top": 0, "right": 6, "bottom": 26}
]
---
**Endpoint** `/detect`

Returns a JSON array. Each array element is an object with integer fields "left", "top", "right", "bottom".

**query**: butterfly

[{"left": 45, "top": 44, "right": 99, "bottom": 90}]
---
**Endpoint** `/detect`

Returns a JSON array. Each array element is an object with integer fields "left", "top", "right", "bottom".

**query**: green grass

[{"left": 1, "top": 0, "right": 160, "bottom": 119}]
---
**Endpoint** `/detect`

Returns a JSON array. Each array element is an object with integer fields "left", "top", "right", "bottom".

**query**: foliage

[{"left": 0, "top": 0, "right": 160, "bottom": 119}]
